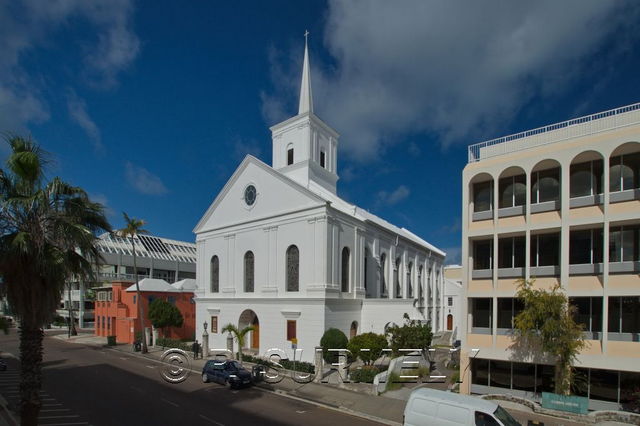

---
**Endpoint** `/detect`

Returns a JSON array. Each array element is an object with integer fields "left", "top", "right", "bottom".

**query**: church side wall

[{"left": 360, "top": 299, "right": 421, "bottom": 335}]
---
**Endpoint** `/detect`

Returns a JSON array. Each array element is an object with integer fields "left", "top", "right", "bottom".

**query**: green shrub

[
  {"left": 350, "top": 366, "right": 380, "bottom": 383},
  {"left": 320, "top": 328, "right": 348, "bottom": 364},
  {"left": 239, "top": 353, "right": 315, "bottom": 373},
  {"left": 156, "top": 337, "right": 189, "bottom": 351},
  {"left": 450, "top": 370, "right": 460, "bottom": 384},
  {"left": 347, "top": 332, "right": 387, "bottom": 365},
  {"left": 386, "top": 372, "right": 402, "bottom": 391}
]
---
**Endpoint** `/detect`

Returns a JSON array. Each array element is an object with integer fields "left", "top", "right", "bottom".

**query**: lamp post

[{"left": 202, "top": 320, "right": 209, "bottom": 358}]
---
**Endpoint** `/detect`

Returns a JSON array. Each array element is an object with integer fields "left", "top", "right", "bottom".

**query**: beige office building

[{"left": 459, "top": 103, "right": 640, "bottom": 411}]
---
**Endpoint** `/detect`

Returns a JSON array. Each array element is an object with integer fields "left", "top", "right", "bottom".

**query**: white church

[{"left": 194, "top": 39, "right": 446, "bottom": 362}]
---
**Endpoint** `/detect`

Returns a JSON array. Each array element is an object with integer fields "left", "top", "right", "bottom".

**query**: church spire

[{"left": 298, "top": 30, "right": 313, "bottom": 115}]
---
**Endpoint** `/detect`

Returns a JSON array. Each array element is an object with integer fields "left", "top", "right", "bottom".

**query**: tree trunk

[
  {"left": 131, "top": 237, "right": 148, "bottom": 354},
  {"left": 554, "top": 360, "right": 572, "bottom": 395},
  {"left": 19, "top": 325, "right": 43, "bottom": 426}
]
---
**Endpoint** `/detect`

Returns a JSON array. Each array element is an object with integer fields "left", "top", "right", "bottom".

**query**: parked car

[
  {"left": 404, "top": 387, "right": 520, "bottom": 426},
  {"left": 202, "top": 360, "right": 252, "bottom": 389}
]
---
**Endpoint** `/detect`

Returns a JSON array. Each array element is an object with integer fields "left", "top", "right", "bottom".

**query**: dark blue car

[{"left": 202, "top": 360, "right": 252, "bottom": 389}]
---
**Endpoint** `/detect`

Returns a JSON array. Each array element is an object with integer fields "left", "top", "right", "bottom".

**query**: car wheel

[{"left": 202, "top": 373, "right": 209, "bottom": 383}]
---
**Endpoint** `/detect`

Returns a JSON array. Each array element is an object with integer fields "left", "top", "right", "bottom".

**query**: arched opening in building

[
  {"left": 350, "top": 321, "right": 358, "bottom": 339},
  {"left": 238, "top": 309, "right": 260, "bottom": 353},
  {"left": 447, "top": 314, "right": 453, "bottom": 331}
]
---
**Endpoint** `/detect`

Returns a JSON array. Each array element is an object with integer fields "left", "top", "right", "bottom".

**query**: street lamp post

[{"left": 202, "top": 321, "right": 209, "bottom": 358}]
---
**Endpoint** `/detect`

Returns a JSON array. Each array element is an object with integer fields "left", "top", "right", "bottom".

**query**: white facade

[
  {"left": 194, "top": 40, "right": 445, "bottom": 362},
  {"left": 444, "top": 265, "right": 463, "bottom": 342}
]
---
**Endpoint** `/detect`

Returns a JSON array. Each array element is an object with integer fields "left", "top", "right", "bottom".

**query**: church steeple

[
  {"left": 298, "top": 31, "right": 313, "bottom": 115},
  {"left": 270, "top": 31, "right": 340, "bottom": 194}
]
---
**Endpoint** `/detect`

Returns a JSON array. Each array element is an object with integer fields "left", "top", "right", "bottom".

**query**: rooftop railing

[{"left": 468, "top": 103, "right": 640, "bottom": 163}]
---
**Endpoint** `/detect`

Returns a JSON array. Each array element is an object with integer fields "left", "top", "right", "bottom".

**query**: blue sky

[{"left": 2, "top": 1, "right": 640, "bottom": 264}]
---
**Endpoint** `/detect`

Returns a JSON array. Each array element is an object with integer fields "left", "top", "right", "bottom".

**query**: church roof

[
  {"left": 171, "top": 278, "right": 198, "bottom": 291},
  {"left": 125, "top": 278, "right": 179, "bottom": 293}
]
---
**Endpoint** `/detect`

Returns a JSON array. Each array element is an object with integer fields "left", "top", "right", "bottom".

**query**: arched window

[
  {"left": 210, "top": 255, "right": 219, "bottom": 293},
  {"left": 287, "top": 144, "right": 294, "bottom": 166},
  {"left": 427, "top": 267, "right": 432, "bottom": 304},
  {"left": 320, "top": 150, "right": 326, "bottom": 168},
  {"left": 341, "top": 247, "right": 350, "bottom": 292},
  {"left": 407, "top": 262, "right": 413, "bottom": 298},
  {"left": 418, "top": 265, "right": 423, "bottom": 304},
  {"left": 244, "top": 251, "right": 254, "bottom": 292},
  {"left": 380, "top": 253, "right": 387, "bottom": 296},
  {"left": 286, "top": 245, "right": 299, "bottom": 291},
  {"left": 364, "top": 248, "right": 370, "bottom": 291},
  {"left": 394, "top": 257, "right": 401, "bottom": 298}
]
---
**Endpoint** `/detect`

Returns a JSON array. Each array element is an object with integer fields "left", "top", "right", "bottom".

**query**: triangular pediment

[{"left": 193, "top": 155, "right": 327, "bottom": 234}]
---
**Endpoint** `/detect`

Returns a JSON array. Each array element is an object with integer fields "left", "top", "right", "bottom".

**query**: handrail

[{"left": 468, "top": 103, "right": 640, "bottom": 163}]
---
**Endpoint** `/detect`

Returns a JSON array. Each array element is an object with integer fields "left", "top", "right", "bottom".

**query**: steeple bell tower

[{"left": 270, "top": 33, "right": 340, "bottom": 194}]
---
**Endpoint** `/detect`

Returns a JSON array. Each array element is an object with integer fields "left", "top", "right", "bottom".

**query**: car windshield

[
  {"left": 493, "top": 406, "right": 520, "bottom": 426},
  {"left": 228, "top": 361, "right": 241, "bottom": 371}
]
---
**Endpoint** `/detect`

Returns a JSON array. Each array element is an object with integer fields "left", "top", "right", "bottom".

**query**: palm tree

[
  {"left": 117, "top": 213, "right": 149, "bottom": 353},
  {"left": 221, "top": 323, "right": 255, "bottom": 363},
  {"left": 0, "top": 135, "right": 110, "bottom": 425}
]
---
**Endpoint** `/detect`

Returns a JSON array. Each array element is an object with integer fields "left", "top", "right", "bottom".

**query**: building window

[
  {"left": 210, "top": 255, "right": 219, "bottom": 293},
  {"left": 394, "top": 257, "right": 401, "bottom": 298},
  {"left": 610, "top": 153, "right": 640, "bottom": 192},
  {"left": 380, "top": 253, "right": 387, "bottom": 295},
  {"left": 569, "top": 228, "right": 603, "bottom": 265},
  {"left": 341, "top": 247, "right": 350, "bottom": 292},
  {"left": 590, "top": 369, "right": 619, "bottom": 402},
  {"left": 210, "top": 316, "right": 218, "bottom": 333},
  {"left": 133, "top": 295, "right": 136, "bottom": 304},
  {"left": 531, "top": 233, "right": 560, "bottom": 267},
  {"left": 244, "top": 251, "right": 254, "bottom": 292},
  {"left": 498, "top": 236, "right": 525, "bottom": 269},
  {"left": 609, "top": 225, "right": 640, "bottom": 263},
  {"left": 497, "top": 298, "right": 524, "bottom": 330},
  {"left": 473, "top": 239, "right": 493, "bottom": 270},
  {"left": 608, "top": 296, "right": 640, "bottom": 336},
  {"left": 570, "top": 297, "right": 602, "bottom": 334},
  {"left": 168, "top": 296, "right": 176, "bottom": 305},
  {"left": 418, "top": 266, "right": 424, "bottom": 304},
  {"left": 570, "top": 159, "right": 603, "bottom": 198},
  {"left": 471, "top": 358, "right": 489, "bottom": 386},
  {"left": 447, "top": 297, "right": 453, "bottom": 307},
  {"left": 287, "top": 147, "right": 294, "bottom": 165},
  {"left": 286, "top": 320, "right": 296, "bottom": 341},
  {"left": 286, "top": 245, "right": 299, "bottom": 292},
  {"left": 531, "top": 167, "right": 560, "bottom": 204},
  {"left": 407, "top": 262, "right": 413, "bottom": 298},
  {"left": 490, "top": 360, "right": 512, "bottom": 389},
  {"left": 470, "top": 298, "right": 492, "bottom": 330},
  {"left": 427, "top": 268, "right": 432, "bottom": 304},
  {"left": 363, "top": 248, "right": 369, "bottom": 291},
  {"left": 320, "top": 151, "right": 326, "bottom": 168},
  {"left": 473, "top": 181, "right": 492, "bottom": 212},
  {"left": 499, "top": 174, "right": 526, "bottom": 208}
]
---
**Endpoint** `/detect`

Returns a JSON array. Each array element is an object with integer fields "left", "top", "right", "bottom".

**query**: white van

[{"left": 403, "top": 388, "right": 521, "bottom": 426}]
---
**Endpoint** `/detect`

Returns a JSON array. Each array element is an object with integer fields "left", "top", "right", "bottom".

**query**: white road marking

[
  {"left": 38, "top": 415, "right": 80, "bottom": 419},
  {"left": 161, "top": 398, "right": 179, "bottom": 407},
  {"left": 199, "top": 414, "right": 224, "bottom": 426},
  {"left": 43, "top": 404, "right": 63, "bottom": 407},
  {"left": 39, "top": 423, "right": 89, "bottom": 426},
  {"left": 145, "top": 365, "right": 156, "bottom": 369},
  {"left": 41, "top": 409, "right": 71, "bottom": 412},
  {"left": 295, "top": 410, "right": 306, "bottom": 414}
]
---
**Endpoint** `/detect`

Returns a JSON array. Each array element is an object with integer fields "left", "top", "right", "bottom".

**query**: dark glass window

[
  {"left": 380, "top": 253, "right": 387, "bottom": 294},
  {"left": 609, "top": 296, "right": 640, "bottom": 334},
  {"left": 286, "top": 245, "right": 299, "bottom": 291},
  {"left": 536, "top": 364, "right": 555, "bottom": 393},
  {"left": 364, "top": 248, "right": 369, "bottom": 291},
  {"left": 620, "top": 371, "right": 640, "bottom": 407},
  {"left": 531, "top": 233, "right": 560, "bottom": 267},
  {"left": 512, "top": 362, "right": 536, "bottom": 392},
  {"left": 287, "top": 148, "right": 294, "bottom": 165},
  {"left": 471, "top": 298, "right": 492, "bottom": 328},
  {"left": 590, "top": 369, "right": 619, "bottom": 402},
  {"left": 471, "top": 358, "right": 489, "bottom": 386},
  {"left": 531, "top": 167, "right": 560, "bottom": 203},
  {"left": 498, "top": 236, "right": 525, "bottom": 269},
  {"left": 407, "top": 262, "right": 413, "bottom": 298},
  {"left": 394, "top": 257, "right": 401, "bottom": 298},
  {"left": 474, "top": 181, "right": 492, "bottom": 212},
  {"left": 489, "top": 360, "right": 511, "bottom": 389},
  {"left": 570, "top": 160, "right": 603, "bottom": 198},
  {"left": 569, "top": 229, "right": 603, "bottom": 265},
  {"left": 474, "top": 240, "right": 493, "bottom": 270},
  {"left": 499, "top": 174, "right": 526, "bottom": 208},
  {"left": 244, "top": 251, "right": 254, "bottom": 292},
  {"left": 570, "top": 297, "right": 602, "bottom": 333},
  {"left": 320, "top": 151, "right": 326, "bottom": 168},
  {"left": 609, "top": 225, "right": 640, "bottom": 263},
  {"left": 210, "top": 255, "right": 219, "bottom": 293},
  {"left": 610, "top": 153, "right": 640, "bottom": 192},
  {"left": 341, "top": 247, "right": 350, "bottom": 292},
  {"left": 497, "top": 298, "right": 524, "bottom": 329}
]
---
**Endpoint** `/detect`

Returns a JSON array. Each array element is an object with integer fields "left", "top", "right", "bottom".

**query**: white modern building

[
  {"left": 59, "top": 232, "right": 197, "bottom": 328},
  {"left": 459, "top": 102, "right": 640, "bottom": 411},
  {"left": 194, "top": 40, "right": 445, "bottom": 362},
  {"left": 444, "top": 265, "right": 463, "bottom": 343}
]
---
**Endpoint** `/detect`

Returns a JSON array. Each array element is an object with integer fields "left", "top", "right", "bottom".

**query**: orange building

[{"left": 94, "top": 278, "right": 197, "bottom": 344}]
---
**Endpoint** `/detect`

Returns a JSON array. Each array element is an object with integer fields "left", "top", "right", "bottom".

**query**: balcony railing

[{"left": 468, "top": 103, "right": 640, "bottom": 163}]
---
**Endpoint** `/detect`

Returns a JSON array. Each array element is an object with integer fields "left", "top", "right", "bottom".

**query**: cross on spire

[
  {"left": 304, "top": 30, "right": 309, "bottom": 45},
  {"left": 298, "top": 30, "right": 313, "bottom": 115}
]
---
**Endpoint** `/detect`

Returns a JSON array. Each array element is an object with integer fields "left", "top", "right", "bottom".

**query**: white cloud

[
  {"left": 125, "top": 162, "right": 168, "bottom": 195},
  {"left": 376, "top": 185, "right": 410, "bottom": 207},
  {"left": 90, "top": 193, "right": 115, "bottom": 218},
  {"left": 0, "top": 0, "right": 139, "bottom": 134},
  {"left": 263, "top": 1, "right": 639, "bottom": 161},
  {"left": 66, "top": 90, "right": 102, "bottom": 152}
]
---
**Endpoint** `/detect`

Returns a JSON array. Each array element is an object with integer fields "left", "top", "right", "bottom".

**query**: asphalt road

[{"left": 0, "top": 331, "right": 380, "bottom": 426}]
